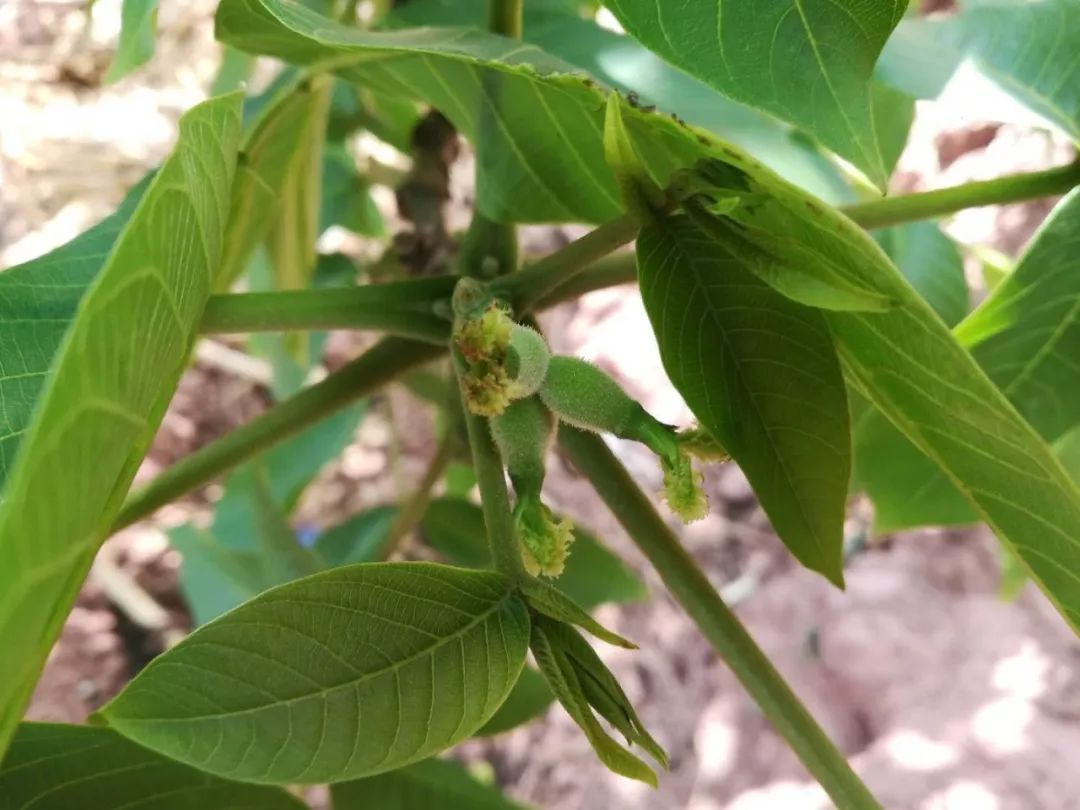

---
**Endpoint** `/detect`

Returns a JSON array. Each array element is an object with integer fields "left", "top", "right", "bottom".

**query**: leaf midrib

[{"left": 108, "top": 587, "right": 519, "bottom": 724}]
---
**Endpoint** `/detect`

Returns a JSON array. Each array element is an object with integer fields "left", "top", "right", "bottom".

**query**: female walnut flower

[
  {"left": 453, "top": 293, "right": 550, "bottom": 417},
  {"left": 539, "top": 356, "right": 709, "bottom": 523},
  {"left": 491, "top": 397, "right": 574, "bottom": 577}
]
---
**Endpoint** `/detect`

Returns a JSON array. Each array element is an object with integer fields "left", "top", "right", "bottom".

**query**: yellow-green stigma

[
  {"left": 660, "top": 452, "right": 708, "bottom": 523},
  {"left": 515, "top": 496, "right": 575, "bottom": 578}
]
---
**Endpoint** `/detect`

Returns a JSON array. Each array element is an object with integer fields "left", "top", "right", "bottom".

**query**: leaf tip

[{"left": 822, "top": 562, "right": 846, "bottom": 591}]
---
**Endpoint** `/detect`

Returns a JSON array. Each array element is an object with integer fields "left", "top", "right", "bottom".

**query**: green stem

[
  {"left": 376, "top": 430, "right": 455, "bottom": 560},
  {"left": 488, "top": 0, "right": 523, "bottom": 38},
  {"left": 340, "top": 0, "right": 360, "bottom": 23},
  {"left": 456, "top": 0, "right": 525, "bottom": 282},
  {"left": 453, "top": 352, "right": 526, "bottom": 580},
  {"left": 113, "top": 338, "right": 442, "bottom": 530},
  {"left": 841, "top": 160, "right": 1080, "bottom": 229},
  {"left": 200, "top": 281, "right": 454, "bottom": 344},
  {"left": 458, "top": 213, "right": 520, "bottom": 279},
  {"left": 558, "top": 426, "right": 882, "bottom": 810},
  {"left": 534, "top": 251, "right": 638, "bottom": 308},
  {"left": 496, "top": 213, "right": 640, "bottom": 313}
]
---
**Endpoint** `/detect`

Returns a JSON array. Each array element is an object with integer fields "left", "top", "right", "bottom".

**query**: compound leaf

[{"left": 100, "top": 563, "right": 530, "bottom": 785}]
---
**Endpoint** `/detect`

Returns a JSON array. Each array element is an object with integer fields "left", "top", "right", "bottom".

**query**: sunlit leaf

[
  {"left": 856, "top": 191, "right": 1080, "bottom": 532},
  {"left": 604, "top": 0, "right": 908, "bottom": 187},
  {"left": 0, "top": 93, "right": 243, "bottom": 754}
]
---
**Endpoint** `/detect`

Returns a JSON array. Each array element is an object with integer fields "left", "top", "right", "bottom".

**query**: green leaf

[
  {"left": 216, "top": 0, "right": 846, "bottom": 224},
  {"left": 219, "top": 75, "right": 334, "bottom": 288},
  {"left": 214, "top": 401, "right": 364, "bottom": 546},
  {"left": 0, "top": 723, "right": 306, "bottom": 810},
  {"left": 266, "top": 75, "right": 332, "bottom": 293},
  {"left": 879, "top": 1, "right": 1080, "bottom": 138},
  {"left": 637, "top": 214, "right": 850, "bottom": 586},
  {"left": 851, "top": 406, "right": 976, "bottom": 532},
  {"left": 421, "top": 497, "right": 647, "bottom": 608},
  {"left": 248, "top": 463, "right": 322, "bottom": 583},
  {"left": 331, "top": 757, "right": 524, "bottom": 809},
  {"left": 874, "top": 18, "right": 959, "bottom": 100},
  {"left": 856, "top": 191, "right": 1080, "bottom": 531},
  {"left": 520, "top": 579, "right": 637, "bottom": 649},
  {"left": 542, "top": 618, "right": 667, "bottom": 768},
  {"left": 0, "top": 93, "right": 243, "bottom": 754},
  {"left": 322, "top": 144, "right": 385, "bottom": 238},
  {"left": 170, "top": 525, "right": 267, "bottom": 628},
  {"left": 603, "top": 0, "right": 908, "bottom": 188},
  {"left": 850, "top": 223, "right": 971, "bottom": 530},
  {"left": 475, "top": 666, "right": 554, "bottom": 737},
  {"left": 105, "top": 0, "right": 159, "bottom": 83},
  {"left": 875, "top": 222, "right": 968, "bottom": 328},
  {"left": 314, "top": 506, "right": 397, "bottom": 568},
  {"left": 956, "top": 190, "right": 1080, "bottom": 439},
  {"left": 684, "top": 200, "right": 893, "bottom": 312},
  {"left": 529, "top": 617, "right": 658, "bottom": 786},
  {"left": 871, "top": 82, "right": 917, "bottom": 184},
  {"left": 173, "top": 402, "right": 366, "bottom": 625},
  {"left": 0, "top": 176, "right": 149, "bottom": 486},
  {"left": 100, "top": 563, "right": 530, "bottom": 784},
  {"left": 388, "top": 0, "right": 855, "bottom": 202},
  {"left": 211, "top": 45, "right": 255, "bottom": 95},
  {"left": 604, "top": 94, "right": 665, "bottom": 221},
  {"left": 810, "top": 215, "right": 1080, "bottom": 633}
]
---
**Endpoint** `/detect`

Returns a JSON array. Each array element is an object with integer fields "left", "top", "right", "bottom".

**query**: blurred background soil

[{"left": 4, "top": 2, "right": 1080, "bottom": 808}]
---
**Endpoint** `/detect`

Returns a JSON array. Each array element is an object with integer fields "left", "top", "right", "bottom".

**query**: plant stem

[
  {"left": 455, "top": 0, "right": 525, "bottom": 282},
  {"left": 534, "top": 251, "right": 638, "bottom": 308},
  {"left": 558, "top": 426, "right": 882, "bottom": 810},
  {"left": 199, "top": 282, "right": 454, "bottom": 344},
  {"left": 340, "top": 0, "right": 360, "bottom": 23},
  {"left": 841, "top": 160, "right": 1080, "bottom": 229},
  {"left": 453, "top": 352, "right": 526, "bottom": 580},
  {"left": 113, "top": 338, "right": 442, "bottom": 530},
  {"left": 496, "top": 213, "right": 640, "bottom": 313},
  {"left": 488, "top": 0, "right": 523, "bottom": 38},
  {"left": 376, "top": 430, "right": 455, "bottom": 560}
]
